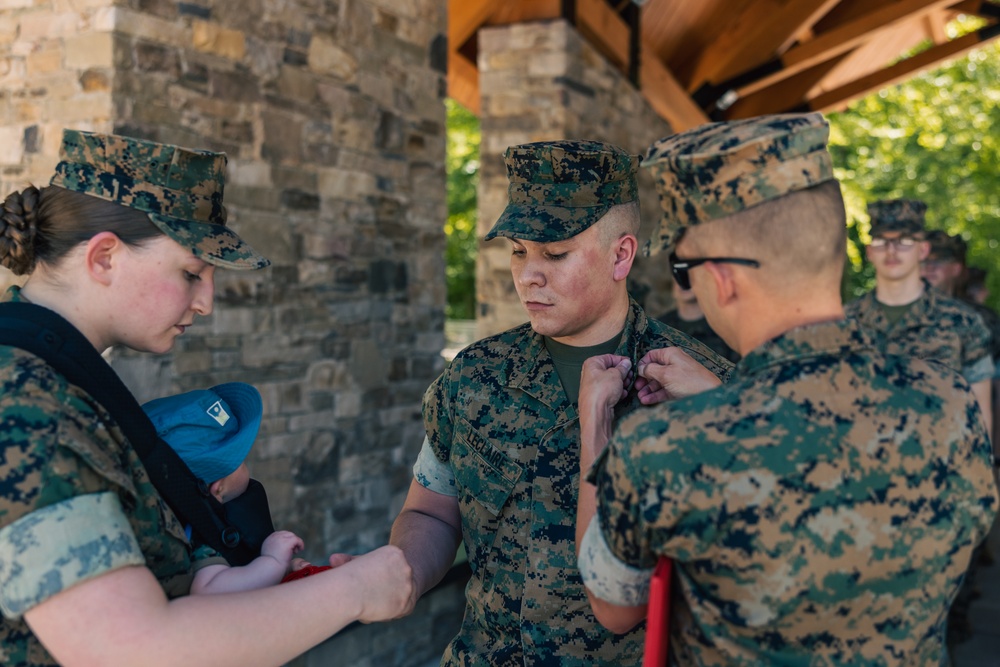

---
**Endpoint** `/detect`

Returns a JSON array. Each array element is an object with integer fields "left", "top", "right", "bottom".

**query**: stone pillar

[
  {"left": 2, "top": 2, "right": 458, "bottom": 663},
  {"left": 475, "top": 19, "right": 676, "bottom": 337}
]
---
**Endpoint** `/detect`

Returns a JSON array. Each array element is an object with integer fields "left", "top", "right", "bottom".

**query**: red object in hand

[
  {"left": 643, "top": 557, "right": 673, "bottom": 667},
  {"left": 281, "top": 564, "right": 333, "bottom": 583}
]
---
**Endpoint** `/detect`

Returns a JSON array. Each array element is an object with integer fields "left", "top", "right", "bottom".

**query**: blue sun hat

[{"left": 142, "top": 382, "right": 263, "bottom": 483}]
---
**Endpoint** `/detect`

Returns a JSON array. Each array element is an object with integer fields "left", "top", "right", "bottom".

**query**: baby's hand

[{"left": 261, "top": 530, "right": 305, "bottom": 569}]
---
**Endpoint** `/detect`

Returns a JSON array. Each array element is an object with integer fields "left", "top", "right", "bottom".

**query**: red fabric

[
  {"left": 643, "top": 557, "right": 673, "bottom": 667},
  {"left": 280, "top": 564, "right": 333, "bottom": 583}
]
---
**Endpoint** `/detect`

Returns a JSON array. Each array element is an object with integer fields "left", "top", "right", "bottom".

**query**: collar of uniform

[
  {"left": 736, "top": 318, "right": 876, "bottom": 377},
  {"left": 505, "top": 297, "right": 645, "bottom": 409}
]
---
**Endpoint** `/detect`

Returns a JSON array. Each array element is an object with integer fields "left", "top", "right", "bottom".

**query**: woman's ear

[{"left": 84, "top": 232, "right": 123, "bottom": 286}]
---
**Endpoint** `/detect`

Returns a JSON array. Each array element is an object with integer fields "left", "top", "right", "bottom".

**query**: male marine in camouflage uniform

[
  {"left": 575, "top": 114, "right": 998, "bottom": 665},
  {"left": 390, "top": 140, "right": 731, "bottom": 665},
  {"left": 846, "top": 201, "right": 993, "bottom": 433},
  {"left": 923, "top": 230, "right": 1000, "bottom": 365}
]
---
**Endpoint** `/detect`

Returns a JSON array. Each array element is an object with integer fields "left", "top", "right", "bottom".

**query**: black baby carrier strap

[{"left": 0, "top": 301, "right": 273, "bottom": 566}]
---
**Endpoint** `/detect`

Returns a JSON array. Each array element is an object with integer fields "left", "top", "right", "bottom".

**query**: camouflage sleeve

[
  {"left": 963, "top": 355, "right": 995, "bottom": 384},
  {"left": 0, "top": 492, "right": 144, "bottom": 619},
  {"left": 578, "top": 515, "right": 653, "bottom": 605},
  {"left": 422, "top": 368, "right": 456, "bottom": 463},
  {"left": 592, "top": 436, "right": 658, "bottom": 571},
  {"left": 594, "top": 408, "right": 724, "bottom": 567},
  {"left": 961, "top": 311, "right": 994, "bottom": 383},
  {"left": 413, "top": 435, "right": 457, "bottom": 496}
]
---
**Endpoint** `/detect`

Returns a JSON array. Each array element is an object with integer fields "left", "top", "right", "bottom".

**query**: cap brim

[
  {"left": 148, "top": 213, "right": 270, "bottom": 270},
  {"left": 485, "top": 202, "right": 611, "bottom": 242}
]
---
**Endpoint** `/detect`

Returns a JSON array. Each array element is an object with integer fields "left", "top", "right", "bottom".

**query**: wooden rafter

[
  {"left": 806, "top": 23, "right": 1000, "bottom": 112},
  {"left": 729, "top": 0, "right": 961, "bottom": 100},
  {"left": 684, "top": 0, "right": 847, "bottom": 93},
  {"left": 447, "top": 0, "right": 1000, "bottom": 130}
]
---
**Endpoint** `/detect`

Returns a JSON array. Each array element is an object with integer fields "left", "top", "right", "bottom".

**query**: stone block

[
  {"left": 528, "top": 51, "right": 568, "bottom": 77},
  {"left": 26, "top": 48, "right": 61, "bottom": 76},
  {"left": 0, "top": 126, "right": 24, "bottom": 165},
  {"left": 114, "top": 7, "right": 187, "bottom": 46},
  {"left": 79, "top": 68, "right": 111, "bottom": 92},
  {"left": 17, "top": 11, "right": 81, "bottom": 41},
  {"left": 210, "top": 68, "right": 259, "bottom": 103},
  {"left": 45, "top": 92, "right": 113, "bottom": 123},
  {"left": 261, "top": 109, "right": 303, "bottom": 164},
  {"left": 318, "top": 166, "right": 375, "bottom": 201},
  {"left": 135, "top": 41, "right": 179, "bottom": 75},
  {"left": 89, "top": 6, "right": 115, "bottom": 32},
  {"left": 64, "top": 31, "right": 113, "bottom": 69},
  {"left": 227, "top": 158, "right": 272, "bottom": 187},
  {"left": 307, "top": 34, "right": 357, "bottom": 82},
  {"left": 191, "top": 20, "right": 245, "bottom": 60}
]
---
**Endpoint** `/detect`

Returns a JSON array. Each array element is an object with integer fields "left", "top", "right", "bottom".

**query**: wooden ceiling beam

[
  {"left": 576, "top": 0, "right": 632, "bottom": 71},
  {"left": 685, "top": 0, "right": 848, "bottom": 94},
  {"left": 640, "top": 45, "right": 711, "bottom": 131},
  {"left": 721, "top": 56, "right": 846, "bottom": 119},
  {"left": 806, "top": 22, "right": 1000, "bottom": 112},
  {"left": 448, "top": 48, "right": 481, "bottom": 114},
  {"left": 777, "top": 0, "right": 842, "bottom": 53},
  {"left": 730, "top": 0, "right": 960, "bottom": 99},
  {"left": 925, "top": 9, "right": 949, "bottom": 43},
  {"left": 449, "top": 0, "right": 498, "bottom": 54}
]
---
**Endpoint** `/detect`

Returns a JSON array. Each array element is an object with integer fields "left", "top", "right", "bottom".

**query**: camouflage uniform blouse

[
  {"left": 579, "top": 319, "right": 998, "bottom": 666},
  {"left": 846, "top": 284, "right": 994, "bottom": 382},
  {"left": 414, "top": 299, "right": 731, "bottom": 666},
  {"left": 0, "top": 287, "right": 221, "bottom": 667},
  {"left": 655, "top": 309, "right": 740, "bottom": 363}
]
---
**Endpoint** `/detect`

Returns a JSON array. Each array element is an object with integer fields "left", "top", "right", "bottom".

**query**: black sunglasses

[{"left": 668, "top": 252, "right": 761, "bottom": 290}]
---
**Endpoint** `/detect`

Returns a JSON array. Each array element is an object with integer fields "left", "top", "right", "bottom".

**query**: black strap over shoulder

[{"left": 0, "top": 301, "right": 270, "bottom": 566}]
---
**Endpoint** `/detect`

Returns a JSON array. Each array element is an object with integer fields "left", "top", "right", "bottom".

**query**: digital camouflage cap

[
  {"left": 925, "top": 229, "right": 967, "bottom": 263},
  {"left": 484, "top": 140, "right": 640, "bottom": 243},
  {"left": 50, "top": 129, "right": 269, "bottom": 269},
  {"left": 868, "top": 199, "right": 926, "bottom": 238},
  {"left": 642, "top": 112, "right": 834, "bottom": 255}
]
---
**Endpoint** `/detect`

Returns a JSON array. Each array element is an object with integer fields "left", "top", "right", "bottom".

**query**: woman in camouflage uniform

[{"left": 0, "top": 130, "right": 411, "bottom": 667}]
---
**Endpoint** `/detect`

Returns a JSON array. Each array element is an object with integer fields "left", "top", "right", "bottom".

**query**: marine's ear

[
  {"left": 83, "top": 231, "right": 124, "bottom": 286},
  {"left": 612, "top": 234, "right": 638, "bottom": 282}
]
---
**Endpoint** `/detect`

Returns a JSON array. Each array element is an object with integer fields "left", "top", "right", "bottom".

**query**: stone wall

[
  {"left": 475, "top": 19, "right": 677, "bottom": 337},
  {"left": 1, "top": 1, "right": 457, "bottom": 664}
]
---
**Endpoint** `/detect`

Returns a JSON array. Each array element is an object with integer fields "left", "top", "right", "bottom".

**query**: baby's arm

[{"left": 191, "top": 530, "right": 304, "bottom": 595}]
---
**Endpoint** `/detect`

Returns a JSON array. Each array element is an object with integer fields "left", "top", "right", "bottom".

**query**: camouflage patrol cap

[
  {"left": 924, "top": 229, "right": 967, "bottom": 263},
  {"left": 867, "top": 199, "right": 926, "bottom": 237},
  {"left": 642, "top": 112, "right": 834, "bottom": 255},
  {"left": 484, "top": 140, "right": 640, "bottom": 243},
  {"left": 50, "top": 129, "right": 269, "bottom": 270}
]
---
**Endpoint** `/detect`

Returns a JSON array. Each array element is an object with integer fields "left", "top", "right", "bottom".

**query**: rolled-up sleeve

[
  {"left": 0, "top": 492, "right": 144, "bottom": 619},
  {"left": 413, "top": 436, "right": 456, "bottom": 496},
  {"left": 578, "top": 515, "right": 653, "bottom": 605}
]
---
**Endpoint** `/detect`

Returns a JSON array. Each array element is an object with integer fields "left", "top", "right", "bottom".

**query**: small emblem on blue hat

[{"left": 207, "top": 401, "right": 230, "bottom": 426}]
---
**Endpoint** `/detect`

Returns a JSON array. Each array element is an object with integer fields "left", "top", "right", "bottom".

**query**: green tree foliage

[
  {"left": 445, "top": 99, "right": 481, "bottom": 320},
  {"left": 829, "top": 23, "right": 1000, "bottom": 310}
]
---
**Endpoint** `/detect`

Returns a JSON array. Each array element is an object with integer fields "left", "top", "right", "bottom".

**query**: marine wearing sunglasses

[{"left": 668, "top": 252, "right": 761, "bottom": 290}]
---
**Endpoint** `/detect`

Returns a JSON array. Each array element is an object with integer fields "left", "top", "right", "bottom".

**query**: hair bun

[{"left": 0, "top": 187, "right": 40, "bottom": 275}]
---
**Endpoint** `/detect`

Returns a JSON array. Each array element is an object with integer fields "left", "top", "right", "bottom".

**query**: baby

[{"left": 143, "top": 382, "right": 303, "bottom": 593}]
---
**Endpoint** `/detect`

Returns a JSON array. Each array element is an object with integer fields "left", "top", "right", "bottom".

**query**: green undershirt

[
  {"left": 544, "top": 328, "right": 624, "bottom": 404},
  {"left": 878, "top": 300, "right": 916, "bottom": 326}
]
